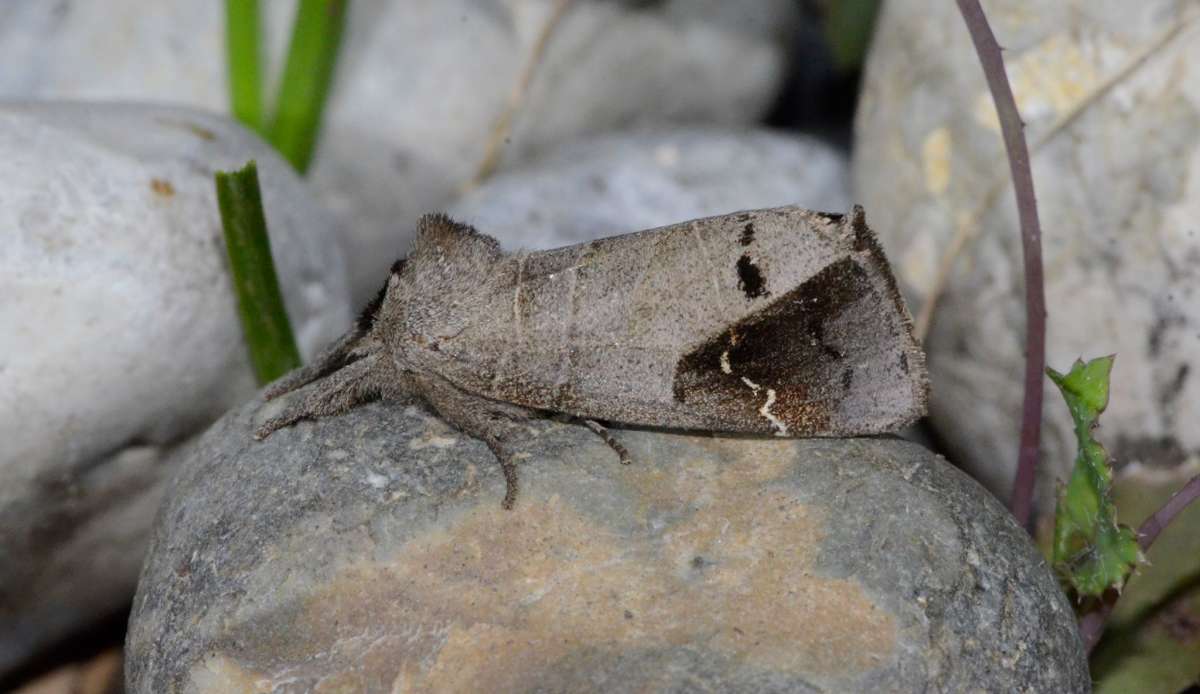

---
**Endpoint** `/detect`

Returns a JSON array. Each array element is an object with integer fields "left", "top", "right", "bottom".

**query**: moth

[{"left": 255, "top": 205, "right": 929, "bottom": 508}]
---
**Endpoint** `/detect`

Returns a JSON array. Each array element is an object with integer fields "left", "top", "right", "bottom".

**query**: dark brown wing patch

[
  {"left": 738, "top": 222, "right": 755, "bottom": 246},
  {"left": 735, "top": 254, "right": 770, "bottom": 300},
  {"left": 673, "top": 257, "right": 873, "bottom": 435}
]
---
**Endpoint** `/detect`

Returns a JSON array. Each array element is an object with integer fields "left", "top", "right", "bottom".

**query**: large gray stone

[
  {"left": 127, "top": 395, "right": 1088, "bottom": 692},
  {"left": 449, "top": 127, "right": 852, "bottom": 251},
  {"left": 0, "top": 0, "right": 801, "bottom": 303},
  {"left": 854, "top": 0, "right": 1200, "bottom": 508},
  {"left": 0, "top": 102, "right": 351, "bottom": 675}
]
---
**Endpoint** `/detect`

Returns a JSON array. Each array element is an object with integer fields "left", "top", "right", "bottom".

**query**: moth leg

[
  {"left": 411, "top": 373, "right": 539, "bottom": 510},
  {"left": 481, "top": 436, "right": 522, "bottom": 510},
  {"left": 255, "top": 354, "right": 382, "bottom": 440},
  {"left": 263, "top": 327, "right": 367, "bottom": 401},
  {"left": 582, "top": 419, "right": 633, "bottom": 465}
]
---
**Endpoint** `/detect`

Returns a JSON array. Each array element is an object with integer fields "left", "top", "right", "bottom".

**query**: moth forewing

[
  {"left": 416, "top": 205, "right": 928, "bottom": 435},
  {"left": 833, "top": 207, "right": 929, "bottom": 432}
]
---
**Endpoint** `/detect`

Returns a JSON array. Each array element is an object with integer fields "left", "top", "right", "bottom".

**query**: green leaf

[
  {"left": 268, "top": 0, "right": 348, "bottom": 173},
  {"left": 225, "top": 0, "right": 265, "bottom": 134},
  {"left": 1050, "top": 356, "right": 1143, "bottom": 597},
  {"left": 1091, "top": 463, "right": 1200, "bottom": 694},
  {"left": 215, "top": 161, "right": 302, "bottom": 385}
]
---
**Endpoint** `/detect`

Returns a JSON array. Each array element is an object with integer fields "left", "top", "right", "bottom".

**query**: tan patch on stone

[
  {"left": 313, "top": 670, "right": 368, "bottom": 694},
  {"left": 407, "top": 432, "right": 459, "bottom": 450},
  {"left": 150, "top": 178, "right": 175, "bottom": 197},
  {"left": 195, "top": 458, "right": 896, "bottom": 691},
  {"left": 922, "top": 127, "right": 952, "bottom": 195},
  {"left": 16, "top": 647, "right": 121, "bottom": 694},
  {"left": 973, "top": 33, "right": 1103, "bottom": 131},
  {"left": 900, "top": 230, "right": 941, "bottom": 299},
  {"left": 155, "top": 118, "right": 217, "bottom": 141},
  {"left": 186, "top": 655, "right": 272, "bottom": 693},
  {"left": 623, "top": 451, "right": 720, "bottom": 513}
]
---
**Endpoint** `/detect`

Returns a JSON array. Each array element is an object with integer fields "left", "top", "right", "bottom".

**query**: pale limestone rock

[
  {"left": 449, "top": 127, "right": 852, "bottom": 251},
  {"left": 854, "top": 0, "right": 1200, "bottom": 508},
  {"left": 0, "top": 102, "right": 351, "bottom": 675}
]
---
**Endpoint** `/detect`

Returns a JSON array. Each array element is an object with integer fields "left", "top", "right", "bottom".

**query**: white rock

[
  {"left": 0, "top": 102, "right": 351, "bottom": 674},
  {"left": 853, "top": 0, "right": 1200, "bottom": 506},
  {"left": 0, "top": 3, "right": 295, "bottom": 104},
  {"left": 0, "top": 0, "right": 801, "bottom": 303},
  {"left": 449, "top": 127, "right": 852, "bottom": 249}
]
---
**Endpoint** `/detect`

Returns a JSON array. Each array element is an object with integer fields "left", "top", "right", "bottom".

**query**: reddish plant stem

[
  {"left": 1078, "top": 472, "right": 1200, "bottom": 652},
  {"left": 1137, "top": 472, "right": 1200, "bottom": 548},
  {"left": 955, "top": 0, "right": 1047, "bottom": 529}
]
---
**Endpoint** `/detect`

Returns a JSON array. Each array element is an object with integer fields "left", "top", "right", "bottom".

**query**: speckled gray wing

[{"left": 423, "top": 206, "right": 928, "bottom": 435}]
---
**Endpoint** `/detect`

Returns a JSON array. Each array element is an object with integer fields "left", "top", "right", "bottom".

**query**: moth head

[{"left": 411, "top": 213, "right": 501, "bottom": 268}]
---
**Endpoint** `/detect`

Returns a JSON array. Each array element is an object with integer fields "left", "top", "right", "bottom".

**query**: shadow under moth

[{"left": 255, "top": 205, "right": 929, "bottom": 508}]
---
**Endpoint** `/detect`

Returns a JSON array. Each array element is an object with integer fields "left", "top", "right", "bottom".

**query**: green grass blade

[
  {"left": 215, "top": 161, "right": 302, "bottom": 384},
  {"left": 824, "top": 0, "right": 881, "bottom": 72},
  {"left": 225, "top": 0, "right": 265, "bottom": 134},
  {"left": 268, "top": 0, "right": 348, "bottom": 173},
  {"left": 1050, "top": 356, "right": 1143, "bottom": 597}
]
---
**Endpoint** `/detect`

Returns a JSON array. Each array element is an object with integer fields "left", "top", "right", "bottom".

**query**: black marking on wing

[
  {"left": 812, "top": 211, "right": 845, "bottom": 225},
  {"left": 736, "top": 254, "right": 769, "bottom": 299},
  {"left": 739, "top": 222, "right": 755, "bottom": 246},
  {"left": 848, "top": 205, "right": 872, "bottom": 252},
  {"left": 673, "top": 257, "right": 872, "bottom": 433}
]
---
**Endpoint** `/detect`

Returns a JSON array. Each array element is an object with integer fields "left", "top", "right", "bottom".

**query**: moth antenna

[
  {"left": 255, "top": 354, "right": 384, "bottom": 439},
  {"left": 582, "top": 419, "right": 633, "bottom": 465},
  {"left": 262, "top": 327, "right": 369, "bottom": 401}
]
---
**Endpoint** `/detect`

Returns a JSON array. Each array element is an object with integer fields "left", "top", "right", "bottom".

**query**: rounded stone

[
  {"left": 127, "top": 397, "right": 1088, "bottom": 692},
  {"left": 0, "top": 102, "right": 351, "bottom": 675},
  {"left": 853, "top": 0, "right": 1200, "bottom": 506},
  {"left": 450, "top": 127, "right": 852, "bottom": 251}
]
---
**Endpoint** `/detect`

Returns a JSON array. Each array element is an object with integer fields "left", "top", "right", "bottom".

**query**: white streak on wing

[
  {"left": 688, "top": 222, "right": 723, "bottom": 303},
  {"left": 512, "top": 253, "right": 526, "bottom": 326},
  {"left": 735, "top": 375, "right": 787, "bottom": 436},
  {"left": 558, "top": 244, "right": 596, "bottom": 402},
  {"left": 720, "top": 350, "right": 733, "bottom": 375},
  {"left": 505, "top": 253, "right": 527, "bottom": 386},
  {"left": 760, "top": 388, "right": 788, "bottom": 436},
  {"left": 559, "top": 254, "right": 580, "bottom": 392}
]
